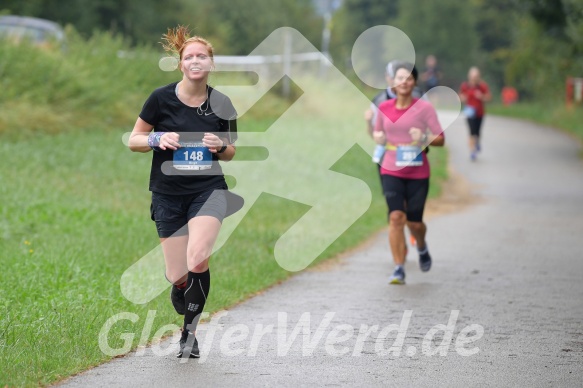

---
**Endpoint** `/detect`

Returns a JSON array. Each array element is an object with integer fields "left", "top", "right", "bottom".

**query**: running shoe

[
  {"left": 171, "top": 284, "right": 186, "bottom": 315},
  {"left": 177, "top": 330, "right": 200, "bottom": 358},
  {"left": 419, "top": 250, "right": 432, "bottom": 272},
  {"left": 470, "top": 151, "right": 477, "bottom": 161},
  {"left": 389, "top": 266, "right": 406, "bottom": 285}
]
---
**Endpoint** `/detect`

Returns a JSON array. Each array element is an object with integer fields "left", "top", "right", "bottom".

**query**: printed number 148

[{"left": 184, "top": 150, "right": 205, "bottom": 161}]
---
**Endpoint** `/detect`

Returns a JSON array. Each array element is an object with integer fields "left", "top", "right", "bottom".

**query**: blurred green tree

[
  {"left": 330, "top": 0, "right": 394, "bottom": 71},
  {"left": 505, "top": 0, "right": 583, "bottom": 99},
  {"left": 177, "top": 0, "right": 322, "bottom": 55},
  {"left": 391, "top": 0, "right": 479, "bottom": 88}
]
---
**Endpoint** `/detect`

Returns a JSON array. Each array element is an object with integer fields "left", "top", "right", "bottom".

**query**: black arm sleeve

[{"left": 219, "top": 97, "right": 238, "bottom": 143}]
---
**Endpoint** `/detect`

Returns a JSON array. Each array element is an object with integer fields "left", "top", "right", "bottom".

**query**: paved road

[{"left": 59, "top": 114, "right": 583, "bottom": 387}]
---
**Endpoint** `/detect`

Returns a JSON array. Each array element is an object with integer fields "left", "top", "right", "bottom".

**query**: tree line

[{"left": 2, "top": 0, "right": 581, "bottom": 100}]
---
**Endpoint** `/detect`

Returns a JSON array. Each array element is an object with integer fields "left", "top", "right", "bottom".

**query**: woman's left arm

[
  {"left": 481, "top": 83, "right": 492, "bottom": 102},
  {"left": 409, "top": 128, "right": 444, "bottom": 147},
  {"left": 427, "top": 133, "right": 445, "bottom": 147},
  {"left": 422, "top": 105, "right": 445, "bottom": 147},
  {"left": 203, "top": 133, "right": 236, "bottom": 161},
  {"left": 217, "top": 139, "right": 236, "bottom": 161}
]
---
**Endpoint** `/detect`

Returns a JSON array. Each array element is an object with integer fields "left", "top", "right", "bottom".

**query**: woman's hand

[
  {"left": 159, "top": 132, "right": 180, "bottom": 151},
  {"left": 409, "top": 127, "right": 425, "bottom": 143},
  {"left": 203, "top": 132, "right": 225, "bottom": 153},
  {"left": 373, "top": 130, "right": 386, "bottom": 145}
]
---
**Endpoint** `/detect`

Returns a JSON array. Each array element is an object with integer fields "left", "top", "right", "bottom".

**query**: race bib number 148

[{"left": 173, "top": 142, "right": 212, "bottom": 170}]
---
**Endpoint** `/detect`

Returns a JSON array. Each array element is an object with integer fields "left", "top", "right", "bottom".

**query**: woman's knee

[
  {"left": 389, "top": 211, "right": 407, "bottom": 228},
  {"left": 165, "top": 270, "right": 187, "bottom": 285},
  {"left": 407, "top": 221, "right": 425, "bottom": 234},
  {"left": 187, "top": 245, "right": 211, "bottom": 272},
  {"left": 189, "top": 261, "right": 209, "bottom": 273}
]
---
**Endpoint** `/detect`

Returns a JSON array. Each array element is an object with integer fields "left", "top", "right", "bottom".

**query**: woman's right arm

[
  {"left": 372, "top": 108, "right": 386, "bottom": 145},
  {"left": 364, "top": 103, "right": 377, "bottom": 137},
  {"left": 459, "top": 83, "right": 468, "bottom": 103},
  {"left": 128, "top": 118, "right": 181, "bottom": 152},
  {"left": 129, "top": 117, "right": 154, "bottom": 153}
]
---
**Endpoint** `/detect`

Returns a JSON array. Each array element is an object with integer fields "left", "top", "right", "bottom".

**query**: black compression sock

[{"left": 183, "top": 269, "right": 210, "bottom": 332}]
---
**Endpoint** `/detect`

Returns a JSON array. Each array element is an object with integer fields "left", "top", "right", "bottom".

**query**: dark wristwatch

[{"left": 217, "top": 141, "right": 228, "bottom": 154}]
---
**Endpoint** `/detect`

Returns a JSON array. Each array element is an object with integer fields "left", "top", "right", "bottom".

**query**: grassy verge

[
  {"left": 0, "top": 32, "right": 448, "bottom": 386},
  {"left": 489, "top": 102, "right": 583, "bottom": 144}
]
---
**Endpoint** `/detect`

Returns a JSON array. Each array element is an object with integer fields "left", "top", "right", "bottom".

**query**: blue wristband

[{"left": 148, "top": 132, "right": 163, "bottom": 151}]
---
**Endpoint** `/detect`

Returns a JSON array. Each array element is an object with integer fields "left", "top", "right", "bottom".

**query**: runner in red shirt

[{"left": 459, "top": 67, "right": 491, "bottom": 161}]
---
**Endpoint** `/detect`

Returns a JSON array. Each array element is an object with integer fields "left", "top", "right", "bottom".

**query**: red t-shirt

[
  {"left": 374, "top": 98, "right": 444, "bottom": 179},
  {"left": 459, "top": 81, "right": 489, "bottom": 117}
]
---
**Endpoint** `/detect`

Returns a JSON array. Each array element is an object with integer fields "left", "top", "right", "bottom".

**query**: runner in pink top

[
  {"left": 375, "top": 97, "right": 444, "bottom": 179},
  {"left": 372, "top": 62, "right": 445, "bottom": 285}
]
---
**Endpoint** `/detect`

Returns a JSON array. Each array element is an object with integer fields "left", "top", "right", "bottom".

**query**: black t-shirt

[{"left": 139, "top": 82, "right": 238, "bottom": 194}]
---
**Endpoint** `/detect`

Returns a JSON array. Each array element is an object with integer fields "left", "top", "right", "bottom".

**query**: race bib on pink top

[{"left": 396, "top": 145, "right": 423, "bottom": 167}]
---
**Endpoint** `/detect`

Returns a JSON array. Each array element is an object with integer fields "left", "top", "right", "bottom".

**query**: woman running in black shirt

[{"left": 128, "top": 26, "right": 241, "bottom": 358}]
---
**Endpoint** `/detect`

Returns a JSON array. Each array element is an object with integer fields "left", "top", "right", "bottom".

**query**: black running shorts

[
  {"left": 467, "top": 116, "right": 483, "bottom": 137},
  {"left": 150, "top": 185, "right": 242, "bottom": 238},
  {"left": 380, "top": 174, "right": 429, "bottom": 222}
]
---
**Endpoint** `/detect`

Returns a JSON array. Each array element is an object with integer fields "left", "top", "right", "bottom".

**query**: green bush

[{"left": 0, "top": 27, "right": 175, "bottom": 138}]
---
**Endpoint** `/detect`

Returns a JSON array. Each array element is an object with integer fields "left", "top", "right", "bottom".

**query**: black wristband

[{"left": 217, "top": 142, "right": 228, "bottom": 154}]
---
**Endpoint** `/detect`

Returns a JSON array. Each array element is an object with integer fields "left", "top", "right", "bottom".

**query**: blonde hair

[{"left": 161, "top": 25, "right": 214, "bottom": 61}]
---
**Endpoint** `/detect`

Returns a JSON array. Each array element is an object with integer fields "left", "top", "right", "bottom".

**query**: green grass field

[{"left": 0, "top": 33, "right": 448, "bottom": 386}]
